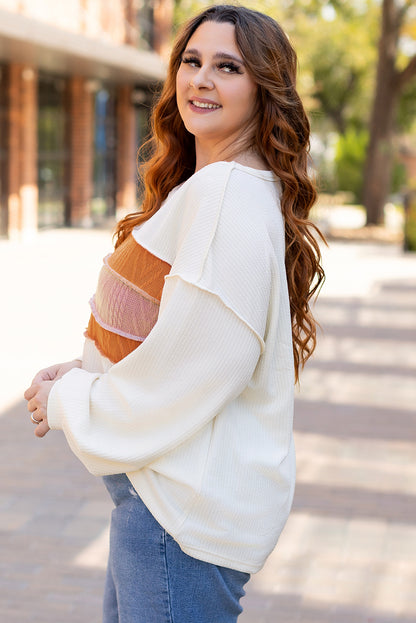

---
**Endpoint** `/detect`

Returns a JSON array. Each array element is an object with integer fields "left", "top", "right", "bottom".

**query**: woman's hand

[
  {"left": 30, "top": 359, "right": 82, "bottom": 384},
  {"left": 24, "top": 359, "right": 82, "bottom": 437},
  {"left": 24, "top": 381, "right": 54, "bottom": 437}
]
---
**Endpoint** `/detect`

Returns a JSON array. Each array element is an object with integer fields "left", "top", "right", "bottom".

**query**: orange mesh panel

[
  {"left": 85, "top": 234, "right": 171, "bottom": 363},
  {"left": 108, "top": 234, "right": 170, "bottom": 300},
  {"left": 85, "top": 315, "right": 142, "bottom": 363}
]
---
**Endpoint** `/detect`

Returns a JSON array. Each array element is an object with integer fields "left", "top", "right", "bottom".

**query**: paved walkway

[{"left": 1, "top": 229, "right": 415, "bottom": 622}]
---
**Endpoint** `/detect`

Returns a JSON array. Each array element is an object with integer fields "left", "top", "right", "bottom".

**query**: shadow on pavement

[
  {"left": 240, "top": 272, "right": 416, "bottom": 622},
  {"left": 241, "top": 592, "right": 416, "bottom": 623},
  {"left": 294, "top": 400, "right": 415, "bottom": 442},
  {"left": 1, "top": 399, "right": 110, "bottom": 623},
  {"left": 1, "top": 250, "right": 415, "bottom": 622}
]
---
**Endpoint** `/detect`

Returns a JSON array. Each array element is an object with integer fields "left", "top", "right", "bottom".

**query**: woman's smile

[
  {"left": 176, "top": 21, "right": 258, "bottom": 165},
  {"left": 189, "top": 97, "right": 222, "bottom": 112}
]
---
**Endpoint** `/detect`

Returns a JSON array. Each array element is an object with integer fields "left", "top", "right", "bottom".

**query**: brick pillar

[
  {"left": 6, "top": 64, "right": 38, "bottom": 241},
  {"left": 68, "top": 76, "right": 93, "bottom": 227},
  {"left": 116, "top": 85, "right": 137, "bottom": 220},
  {"left": 124, "top": 0, "right": 139, "bottom": 46},
  {"left": 0, "top": 66, "right": 9, "bottom": 236},
  {"left": 20, "top": 67, "right": 38, "bottom": 237},
  {"left": 7, "top": 64, "right": 22, "bottom": 240},
  {"left": 152, "top": 0, "right": 174, "bottom": 59}
]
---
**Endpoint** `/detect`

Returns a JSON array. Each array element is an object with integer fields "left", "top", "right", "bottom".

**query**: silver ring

[{"left": 31, "top": 413, "right": 41, "bottom": 425}]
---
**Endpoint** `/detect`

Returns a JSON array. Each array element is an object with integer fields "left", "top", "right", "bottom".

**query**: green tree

[
  {"left": 362, "top": 0, "right": 416, "bottom": 224},
  {"left": 174, "top": 0, "right": 377, "bottom": 137},
  {"left": 296, "top": 7, "right": 378, "bottom": 135},
  {"left": 173, "top": 0, "right": 416, "bottom": 217}
]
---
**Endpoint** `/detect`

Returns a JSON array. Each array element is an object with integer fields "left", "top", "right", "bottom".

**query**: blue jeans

[{"left": 102, "top": 474, "right": 250, "bottom": 623}]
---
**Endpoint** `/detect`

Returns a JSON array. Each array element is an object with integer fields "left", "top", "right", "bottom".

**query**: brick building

[{"left": 0, "top": 0, "right": 173, "bottom": 240}]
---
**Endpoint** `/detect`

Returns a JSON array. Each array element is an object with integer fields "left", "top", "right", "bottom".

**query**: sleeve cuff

[{"left": 47, "top": 367, "right": 100, "bottom": 431}]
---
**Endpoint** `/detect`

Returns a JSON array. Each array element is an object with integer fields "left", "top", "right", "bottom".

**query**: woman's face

[{"left": 176, "top": 21, "right": 258, "bottom": 161}]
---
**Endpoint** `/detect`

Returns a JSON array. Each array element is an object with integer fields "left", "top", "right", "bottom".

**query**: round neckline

[
  {"left": 232, "top": 161, "right": 276, "bottom": 180},
  {"left": 197, "top": 160, "right": 276, "bottom": 181}
]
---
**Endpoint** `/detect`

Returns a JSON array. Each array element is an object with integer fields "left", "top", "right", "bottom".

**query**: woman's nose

[{"left": 190, "top": 66, "right": 214, "bottom": 89}]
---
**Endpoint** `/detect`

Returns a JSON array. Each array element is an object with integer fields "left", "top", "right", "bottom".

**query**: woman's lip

[
  {"left": 188, "top": 99, "right": 222, "bottom": 112},
  {"left": 190, "top": 97, "right": 220, "bottom": 105}
]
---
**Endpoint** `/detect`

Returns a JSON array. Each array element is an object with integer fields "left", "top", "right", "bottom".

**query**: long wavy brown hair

[{"left": 115, "top": 4, "right": 325, "bottom": 382}]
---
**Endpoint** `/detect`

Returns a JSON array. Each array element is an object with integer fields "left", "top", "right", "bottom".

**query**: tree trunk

[{"left": 362, "top": 0, "right": 400, "bottom": 225}]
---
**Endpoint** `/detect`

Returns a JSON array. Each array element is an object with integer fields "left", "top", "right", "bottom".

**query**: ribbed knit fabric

[{"left": 48, "top": 161, "right": 295, "bottom": 574}]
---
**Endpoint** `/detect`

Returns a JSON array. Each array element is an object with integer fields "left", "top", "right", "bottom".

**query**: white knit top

[{"left": 48, "top": 161, "right": 295, "bottom": 574}]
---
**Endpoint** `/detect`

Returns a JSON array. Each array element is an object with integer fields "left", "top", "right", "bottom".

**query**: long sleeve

[
  {"left": 46, "top": 162, "right": 295, "bottom": 574},
  {"left": 47, "top": 274, "right": 262, "bottom": 475}
]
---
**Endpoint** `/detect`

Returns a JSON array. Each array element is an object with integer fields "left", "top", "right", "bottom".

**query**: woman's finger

[
  {"left": 24, "top": 383, "right": 38, "bottom": 401},
  {"left": 32, "top": 367, "right": 58, "bottom": 384},
  {"left": 34, "top": 419, "right": 50, "bottom": 438}
]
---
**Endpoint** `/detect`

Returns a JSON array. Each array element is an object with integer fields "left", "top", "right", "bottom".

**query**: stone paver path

[{"left": 1, "top": 230, "right": 415, "bottom": 622}]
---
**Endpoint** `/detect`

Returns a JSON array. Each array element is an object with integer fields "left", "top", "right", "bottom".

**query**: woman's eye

[
  {"left": 218, "top": 62, "right": 242, "bottom": 74},
  {"left": 181, "top": 56, "right": 200, "bottom": 67},
  {"left": 181, "top": 57, "right": 242, "bottom": 74}
]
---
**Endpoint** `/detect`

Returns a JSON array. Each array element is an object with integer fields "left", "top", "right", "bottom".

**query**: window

[
  {"left": 136, "top": 0, "right": 154, "bottom": 50},
  {"left": 37, "top": 75, "right": 69, "bottom": 227},
  {"left": 92, "top": 87, "right": 117, "bottom": 223}
]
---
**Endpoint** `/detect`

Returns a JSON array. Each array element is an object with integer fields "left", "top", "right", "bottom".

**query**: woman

[{"left": 25, "top": 5, "right": 324, "bottom": 622}]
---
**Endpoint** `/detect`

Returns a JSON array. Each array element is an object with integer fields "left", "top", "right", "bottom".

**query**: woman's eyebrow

[
  {"left": 213, "top": 52, "right": 244, "bottom": 64},
  {"left": 182, "top": 47, "right": 201, "bottom": 56},
  {"left": 183, "top": 48, "right": 244, "bottom": 64}
]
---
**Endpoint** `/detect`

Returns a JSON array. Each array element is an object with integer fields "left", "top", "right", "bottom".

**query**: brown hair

[{"left": 115, "top": 4, "right": 325, "bottom": 381}]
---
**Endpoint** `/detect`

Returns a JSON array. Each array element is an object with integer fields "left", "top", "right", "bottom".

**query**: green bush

[
  {"left": 404, "top": 191, "right": 416, "bottom": 252},
  {"left": 334, "top": 128, "right": 408, "bottom": 203},
  {"left": 334, "top": 128, "right": 368, "bottom": 203}
]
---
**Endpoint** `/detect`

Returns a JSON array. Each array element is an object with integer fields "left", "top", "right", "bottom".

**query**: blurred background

[
  {"left": 0, "top": 0, "right": 415, "bottom": 245},
  {"left": 0, "top": 2, "right": 415, "bottom": 623}
]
